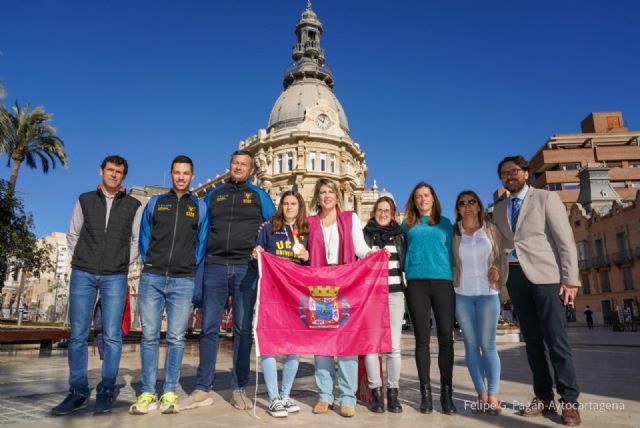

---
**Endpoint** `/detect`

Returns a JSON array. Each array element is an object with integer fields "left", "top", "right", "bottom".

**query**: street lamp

[
  {"left": 52, "top": 274, "right": 65, "bottom": 323},
  {"left": 62, "top": 273, "right": 70, "bottom": 327}
]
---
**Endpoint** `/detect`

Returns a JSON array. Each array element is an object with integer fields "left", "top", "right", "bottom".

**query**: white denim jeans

[{"left": 365, "top": 291, "right": 405, "bottom": 389}]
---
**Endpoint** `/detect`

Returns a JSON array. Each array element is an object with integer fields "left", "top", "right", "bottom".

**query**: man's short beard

[{"left": 506, "top": 180, "right": 525, "bottom": 194}]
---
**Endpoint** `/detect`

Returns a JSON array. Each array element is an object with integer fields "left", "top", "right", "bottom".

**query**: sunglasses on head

[{"left": 458, "top": 199, "right": 478, "bottom": 207}]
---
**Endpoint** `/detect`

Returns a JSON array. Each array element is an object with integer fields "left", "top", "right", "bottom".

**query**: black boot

[
  {"left": 440, "top": 385, "right": 457, "bottom": 415},
  {"left": 387, "top": 388, "right": 402, "bottom": 413},
  {"left": 369, "top": 387, "right": 384, "bottom": 413},
  {"left": 420, "top": 384, "right": 433, "bottom": 414}
]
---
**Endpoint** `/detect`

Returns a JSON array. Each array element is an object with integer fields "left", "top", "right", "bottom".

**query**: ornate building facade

[
  {"left": 570, "top": 165, "right": 639, "bottom": 327},
  {"left": 192, "top": 2, "right": 389, "bottom": 220},
  {"left": 528, "top": 111, "right": 640, "bottom": 208}
]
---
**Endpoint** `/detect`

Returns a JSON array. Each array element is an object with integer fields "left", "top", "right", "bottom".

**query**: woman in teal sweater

[{"left": 402, "top": 181, "right": 456, "bottom": 415}]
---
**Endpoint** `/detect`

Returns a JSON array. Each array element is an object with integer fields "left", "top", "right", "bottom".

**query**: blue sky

[{"left": 2, "top": 0, "right": 639, "bottom": 236}]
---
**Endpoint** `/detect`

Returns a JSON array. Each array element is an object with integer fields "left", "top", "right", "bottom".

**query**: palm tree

[{"left": 0, "top": 101, "right": 68, "bottom": 192}]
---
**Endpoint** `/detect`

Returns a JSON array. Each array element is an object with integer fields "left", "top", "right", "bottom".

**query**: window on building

[
  {"left": 562, "top": 183, "right": 580, "bottom": 190},
  {"left": 320, "top": 153, "right": 327, "bottom": 172},
  {"left": 606, "top": 116, "right": 621, "bottom": 129},
  {"left": 611, "top": 181, "right": 626, "bottom": 188},
  {"left": 560, "top": 163, "right": 580, "bottom": 171},
  {"left": 308, "top": 152, "right": 316, "bottom": 170},
  {"left": 546, "top": 183, "right": 562, "bottom": 191},
  {"left": 629, "top": 162, "right": 640, "bottom": 168},
  {"left": 286, "top": 152, "right": 294, "bottom": 171},
  {"left": 616, "top": 231, "right": 629, "bottom": 254},
  {"left": 630, "top": 181, "right": 640, "bottom": 188},
  {"left": 623, "top": 267, "right": 634, "bottom": 290},
  {"left": 330, "top": 154, "right": 336, "bottom": 173},
  {"left": 577, "top": 240, "right": 590, "bottom": 261},
  {"left": 595, "top": 238, "right": 605, "bottom": 260},
  {"left": 581, "top": 273, "right": 591, "bottom": 295},
  {"left": 275, "top": 153, "right": 283, "bottom": 174},
  {"left": 605, "top": 161, "right": 622, "bottom": 168},
  {"left": 600, "top": 270, "right": 611, "bottom": 292}
]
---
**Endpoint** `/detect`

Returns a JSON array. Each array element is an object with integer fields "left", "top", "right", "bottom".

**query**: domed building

[{"left": 193, "top": 1, "right": 391, "bottom": 220}]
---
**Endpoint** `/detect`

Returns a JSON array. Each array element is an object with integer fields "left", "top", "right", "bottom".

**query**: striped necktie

[{"left": 511, "top": 197, "right": 522, "bottom": 232}]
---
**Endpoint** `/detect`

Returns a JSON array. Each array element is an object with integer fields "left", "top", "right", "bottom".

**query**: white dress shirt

[{"left": 507, "top": 184, "right": 529, "bottom": 263}]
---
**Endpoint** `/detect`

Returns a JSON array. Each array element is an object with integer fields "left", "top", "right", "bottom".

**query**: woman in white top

[
  {"left": 306, "top": 178, "right": 372, "bottom": 418},
  {"left": 452, "top": 190, "right": 506, "bottom": 414}
]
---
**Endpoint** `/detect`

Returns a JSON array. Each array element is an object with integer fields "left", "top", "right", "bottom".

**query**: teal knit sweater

[{"left": 401, "top": 215, "right": 454, "bottom": 281}]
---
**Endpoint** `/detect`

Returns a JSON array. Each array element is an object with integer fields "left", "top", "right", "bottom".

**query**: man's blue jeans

[
  {"left": 195, "top": 263, "right": 257, "bottom": 391},
  {"left": 68, "top": 269, "right": 127, "bottom": 396},
  {"left": 455, "top": 293, "right": 501, "bottom": 394},
  {"left": 138, "top": 273, "right": 194, "bottom": 394}
]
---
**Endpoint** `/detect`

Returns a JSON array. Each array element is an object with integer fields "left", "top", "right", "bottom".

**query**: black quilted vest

[{"left": 71, "top": 190, "right": 141, "bottom": 275}]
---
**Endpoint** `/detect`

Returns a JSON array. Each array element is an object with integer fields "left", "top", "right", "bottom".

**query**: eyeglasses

[
  {"left": 500, "top": 168, "right": 523, "bottom": 178},
  {"left": 376, "top": 209, "right": 392, "bottom": 214},
  {"left": 458, "top": 199, "right": 478, "bottom": 207}
]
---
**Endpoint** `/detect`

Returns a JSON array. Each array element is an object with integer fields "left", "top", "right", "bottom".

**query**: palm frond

[{"left": 2, "top": 101, "right": 68, "bottom": 190}]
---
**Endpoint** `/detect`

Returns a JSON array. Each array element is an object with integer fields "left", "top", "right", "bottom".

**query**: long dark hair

[
  {"left": 453, "top": 190, "right": 485, "bottom": 236},
  {"left": 271, "top": 190, "right": 309, "bottom": 235},
  {"left": 404, "top": 182, "right": 442, "bottom": 227}
]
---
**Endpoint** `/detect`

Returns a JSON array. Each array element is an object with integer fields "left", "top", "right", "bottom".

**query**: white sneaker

[
  {"left": 268, "top": 397, "right": 288, "bottom": 418},
  {"left": 281, "top": 396, "right": 300, "bottom": 413},
  {"left": 181, "top": 390, "right": 214, "bottom": 410}
]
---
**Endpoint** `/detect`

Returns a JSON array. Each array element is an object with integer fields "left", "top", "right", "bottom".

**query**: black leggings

[{"left": 406, "top": 279, "right": 455, "bottom": 387}]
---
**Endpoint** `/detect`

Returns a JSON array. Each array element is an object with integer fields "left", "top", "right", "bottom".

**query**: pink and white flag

[{"left": 255, "top": 250, "right": 391, "bottom": 357}]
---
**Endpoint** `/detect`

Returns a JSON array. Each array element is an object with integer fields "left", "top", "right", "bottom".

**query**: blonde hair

[{"left": 310, "top": 178, "right": 342, "bottom": 212}]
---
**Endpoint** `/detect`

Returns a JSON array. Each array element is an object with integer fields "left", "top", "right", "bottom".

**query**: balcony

[
  {"left": 292, "top": 43, "right": 304, "bottom": 60},
  {"left": 578, "top": 259, "right": 591, "bottom": 271},
  {"left": 592, "top": 255, "right": 610, "bottom": 269},
  {"left": 613, "top": 249, "right": 634, "bottom": 265}
]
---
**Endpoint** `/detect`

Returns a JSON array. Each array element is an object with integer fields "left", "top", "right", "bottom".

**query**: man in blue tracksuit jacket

[
  {"left": 184, "top": 150, "right": 275, "bottom": 411},
  {"left": 130, "top": 155, "right": 208, "bottom": 415}
]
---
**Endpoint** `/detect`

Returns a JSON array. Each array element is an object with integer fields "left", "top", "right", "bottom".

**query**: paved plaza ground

[{"left": 1, "top": 326, "right": 639, "bottom": 427}]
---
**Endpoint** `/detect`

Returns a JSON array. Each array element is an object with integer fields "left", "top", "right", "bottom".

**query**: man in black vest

[{"left": 52, "top": 155, "right": 142, "bottom": 415}]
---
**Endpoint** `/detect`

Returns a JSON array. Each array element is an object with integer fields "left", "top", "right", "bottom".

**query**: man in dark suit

[{"left": 493, "top": 155, "right": 581, "bottom": 426}]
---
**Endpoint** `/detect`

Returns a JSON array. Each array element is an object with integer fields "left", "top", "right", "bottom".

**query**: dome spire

[{"left": 283, "top": 1, "right": 334, "bottom": 89}]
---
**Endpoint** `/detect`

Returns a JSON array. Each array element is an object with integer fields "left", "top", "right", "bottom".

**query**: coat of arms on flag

[
  {"left": 255, "top": 251, "right": 391, "bottom": 357},
  {"left": 301, "top": 286, "right": 350, "bottom": 328}
]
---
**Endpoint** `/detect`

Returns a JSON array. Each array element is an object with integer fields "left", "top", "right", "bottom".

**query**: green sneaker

[
  {"left": 129, "top": 392, "right": 158, "bottom": 415},
  {"left": 160, "top": 392, "right": 179, "bottom": 414}
]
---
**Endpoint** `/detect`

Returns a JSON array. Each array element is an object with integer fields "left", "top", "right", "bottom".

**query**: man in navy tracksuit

[
  {"left": 183, "top": 150, "right": 275, "bottom": 411},
  {"left": 130, "top": 155, "right": 208, "bottom": 415}
]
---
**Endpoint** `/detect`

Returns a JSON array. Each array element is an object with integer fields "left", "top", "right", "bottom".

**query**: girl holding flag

[{"left": 252, "top": 190, "right": 309, "bottom": 418}]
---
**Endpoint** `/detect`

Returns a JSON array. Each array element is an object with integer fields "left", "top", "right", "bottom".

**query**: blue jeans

[
  {"left": 138, "top": 273, "right": 194, "bottom": 394},
  {"left": 261, "top": 355, "right": 299, "bottom": 401},
  {"left": 68, "top": 269, "right": 127, "bottom": 395},
  {"left": 314, "top": 356, "right": 358, "bottom": 407},
  {"left": 455, "top": 293, "right": 501, "bottom": 394},
  {"left": 195, "top": 263, "right": 257, "bottom": 391}
]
